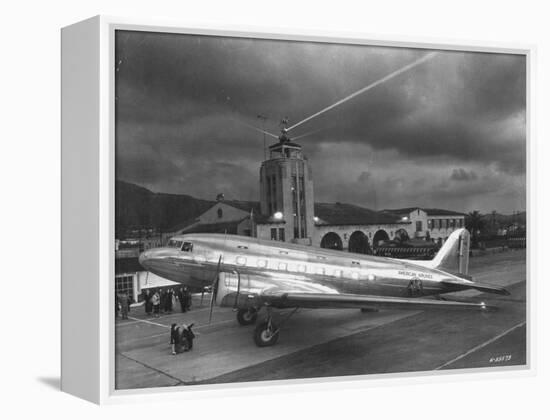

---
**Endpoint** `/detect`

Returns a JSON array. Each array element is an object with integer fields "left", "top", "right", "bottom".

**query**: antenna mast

[{"left": 257, "top": 114, "right": 268, "bottom": 160}]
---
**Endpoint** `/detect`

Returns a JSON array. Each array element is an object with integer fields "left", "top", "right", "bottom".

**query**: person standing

[
  {"left": 119, "top": 292, "right": 130, "bottom": 320},
  {"left": 152, "top": 290, "right": 160, "bottom": 318},
  {"left": 183, "top": 286, "right": 191, "bottom": 312},
  {"left": 159, "top": 288, "right": 166, "bottom": 313},
  {"left": 177, "top": 287, "right": 186, "bottom": 313},
  {"left": 165, "top": 288, "right": 173, "bottom": 313},
  {"left": 143, "top": 289, "right": 153, "bottom": 316}
]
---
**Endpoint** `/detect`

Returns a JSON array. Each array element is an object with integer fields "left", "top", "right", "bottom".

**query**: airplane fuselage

[{"left": 139, "top": 233, "right": 473, "bottom": 300}]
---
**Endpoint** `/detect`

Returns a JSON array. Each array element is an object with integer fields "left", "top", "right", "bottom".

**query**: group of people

[
  {"left": 141, "top": 287, "right": 192, "bottom": 317},
  {"left": 170, "top": 323, "right": 195, "bottom": 354}
]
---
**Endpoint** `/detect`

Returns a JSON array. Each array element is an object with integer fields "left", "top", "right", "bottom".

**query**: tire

[
  {"left": 237, "top": 308, "right": 258, "bottom": 326},
  {"left": 253, "top": 320, "right": 279, "bottom": 347}
]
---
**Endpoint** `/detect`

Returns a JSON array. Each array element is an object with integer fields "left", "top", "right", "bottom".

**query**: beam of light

[
  {"left": 233, "top": 119, "right": 279, "bottom": 139},
  {"left": 292, "top": 126, "right": 329, "bottom": 141},
  {"left": 286, "top": 52, "right": 439, "bottom": 132}
]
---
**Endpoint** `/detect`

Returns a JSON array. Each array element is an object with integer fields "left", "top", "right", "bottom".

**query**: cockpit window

[
  {"left": 181, "top": 242, "right": 193, "bottom": 252},
  {"left": 167, "top": 239, "right": 183, "bottom": 248}
]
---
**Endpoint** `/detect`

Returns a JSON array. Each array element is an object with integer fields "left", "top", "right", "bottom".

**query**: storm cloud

[{"left": 115, "top": 31, "right": 526, "bottom": 213}]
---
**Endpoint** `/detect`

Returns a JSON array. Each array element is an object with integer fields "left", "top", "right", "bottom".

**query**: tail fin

[{"left": 429, "top": 228, "right": 470, "bottom": 275}]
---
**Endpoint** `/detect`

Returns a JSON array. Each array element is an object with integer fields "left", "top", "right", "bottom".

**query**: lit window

[
  {"left": 351, "top": 272, "right": 359, "bottom": 280},
  {"left": 278, "top": 262, "right": 287, "bottom": 271},
  {"left": 236, "top": 256, "right": 246, "bottom": 265},
  {"left": 297, "top": 264, "right": 307, "bottom": 273},
  {"left": 257, "top": 259, "right": 268, "bottom": 268}
]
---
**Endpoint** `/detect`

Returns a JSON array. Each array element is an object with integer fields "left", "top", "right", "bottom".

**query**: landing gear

[
  {"left": 254, "top": 319, "right": 279, "bottom": 347},
  {"left": 252, "top": 306, "right": 299, "bottom": 347},
  {"left": 236, "top": 308, "right": 258, "bottom": 326}
]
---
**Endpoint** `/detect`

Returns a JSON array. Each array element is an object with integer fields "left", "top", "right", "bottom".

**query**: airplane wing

[
  {"left": 217, "top": 272, "right": 496, "bottom": 311},
  {"left": 257, "top": 292, "right": 493, "bottom": 311},
  {"left": 220, "top": 289, "right": 493, "bottom": 311}
]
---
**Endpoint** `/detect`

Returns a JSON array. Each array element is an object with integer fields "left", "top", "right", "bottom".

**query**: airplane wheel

[
  {"left": 237, "top": 308, "right": 258, "bottom": 326},
  {"left": 254, "top": 320, "right": 279, "bottom": 347}
]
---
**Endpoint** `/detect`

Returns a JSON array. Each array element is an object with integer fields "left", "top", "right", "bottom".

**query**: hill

[{"left": 115, "top": 180, "right": 214, "bottom": 236}]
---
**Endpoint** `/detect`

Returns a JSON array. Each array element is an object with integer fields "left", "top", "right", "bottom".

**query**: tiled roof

[
  {"left": 424, "top": 208, "right": 467, "bottom": 216},
  {"left": 383, "top": 207, "right": 466, "bottom": 216},
  {"left": 314, "top": 203, "right": 403, "bottom": 226},
  {"left": 221, "top": 200, "right": 262, "bottom": 214},
  {"left": 182, "top": 219, "right": 246, "bottom": 234}
]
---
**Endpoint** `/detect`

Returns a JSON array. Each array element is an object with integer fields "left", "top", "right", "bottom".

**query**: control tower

[{"left": 259, "top": 129, "right": 315, "bottom": 245}]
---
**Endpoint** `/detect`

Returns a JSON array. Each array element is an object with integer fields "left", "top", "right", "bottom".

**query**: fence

[{"left": 507, "top": 237, "right": 526, "bottom": 249}]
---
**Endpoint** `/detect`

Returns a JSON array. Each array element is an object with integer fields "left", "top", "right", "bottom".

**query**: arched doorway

[
  {"left": 394, "top": 228, "right": 409, "bottom": 243},
  {"left": 320, "top": 232, "right": 343, "bottom": 251},
  {"left": 373, "top": 229, "right": 389, "bottom": 248},
  {"left": 348, "top": 231, "right": 371, "bottom": 254}
]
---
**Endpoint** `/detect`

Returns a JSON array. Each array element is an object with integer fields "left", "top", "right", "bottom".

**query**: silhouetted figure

[
  {"left": 143, "top": 289, "right": 153, "bottom": 316},
  {"left": 118, "top": 292, "right": 130, "bottom": 320},
  {"left": 177, "top": 287, "right": 186, "bottom": 313},
  {"left": 151, "top": 290, "right": 160, "bottom": 317},
  {"left": 165, "top": 288, "right": 173, "bottom": 313},
  {"left": 170, "top": 323, "right": 196, "bottom": 354}
]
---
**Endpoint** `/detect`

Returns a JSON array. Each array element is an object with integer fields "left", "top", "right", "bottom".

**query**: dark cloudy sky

[{"left": 115, "top": 30, "right": 526, "bottom": 214}]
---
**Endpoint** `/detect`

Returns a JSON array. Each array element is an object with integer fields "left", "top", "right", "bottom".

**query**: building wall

[
  {"left": 427, "top": 215, "right": 465, "bottom": 241},
  {"left": 198, "top": 202, "right": 249, "bottom": 224},
  {"left": 313, "top": 223, "right": 412, "bottom": 250},
  {"left": 404, "top": 209, "right": 428, "bottom": 238}
]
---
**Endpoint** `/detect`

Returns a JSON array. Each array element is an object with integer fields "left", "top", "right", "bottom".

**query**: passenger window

[
  {"left": 236, "top": 256, "right": 246, "bottom": 265},
  {"left": 181, "top": 242, "right": 193, "bottom": 252},
  {"left": 316, "top": 267, "right": 325, "bottom": 275},
  {"left": 278, "top": 262, "right": 287, "bottom": 271},
  {"left": 257, "top": 259, "right": 268, "bottom": 268},
  {"left": 297, "top": 264, "right": 307, "bottom": 273},
  {"left": 351, "top": 272, "right": 359, "bottom": 280},
  {"left": 168, "top": 239, "right": 183, "bottom": 248}
]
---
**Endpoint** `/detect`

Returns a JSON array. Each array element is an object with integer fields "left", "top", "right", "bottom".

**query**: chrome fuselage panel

[{"left": 138, "top": 233, "right": 471, "bottom": 298}]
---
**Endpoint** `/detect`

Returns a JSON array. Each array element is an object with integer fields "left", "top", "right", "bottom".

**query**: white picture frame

[{"left": 61, "top": 15, "right": 533, "bottom": 404}]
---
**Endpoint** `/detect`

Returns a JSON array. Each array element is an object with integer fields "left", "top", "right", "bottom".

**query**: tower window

[{"left": 217, "top": 208, "right": 223, "bottom": 219}]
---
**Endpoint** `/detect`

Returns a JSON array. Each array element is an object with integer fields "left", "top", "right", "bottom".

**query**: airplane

[{"left": 138, "top": 228, "right": 510, "bottom": 347}]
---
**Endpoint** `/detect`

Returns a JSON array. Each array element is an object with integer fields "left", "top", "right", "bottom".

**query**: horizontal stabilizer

[{"left": 441, "top": 280, "right": 510, "bottom": 296}]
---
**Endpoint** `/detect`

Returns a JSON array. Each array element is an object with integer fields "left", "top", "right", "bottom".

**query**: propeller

[{"left": 208, "top": 255, "right": 223, "bottom": 324}]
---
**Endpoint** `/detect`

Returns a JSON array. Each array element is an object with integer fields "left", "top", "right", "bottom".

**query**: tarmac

[{"left": 115, "top": 249, "right": 527, "bottom": 390}]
